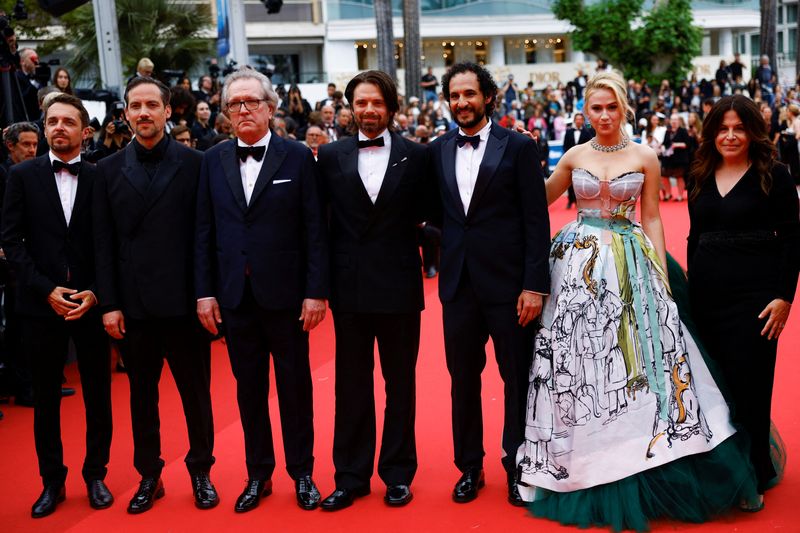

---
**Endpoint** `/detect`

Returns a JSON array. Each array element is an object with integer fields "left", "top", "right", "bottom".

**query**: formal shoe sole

[
  {"left": 507, "top": 497, "right": 526, "bottom": 507},
  {"left": 384, "top": 493, "right": 413, "bottom": 507},
  {"left": 89, "top": 496, "right": 114, "bottom": 510},
  {"left": 31, "top": 492, "right": 66, "bottom": 518},
  {"left": 234, "top": 487, "right": 272, "bottom": 513},
  {"left": 320, "top": 488, "right": 370, "bottom": 512},
  {"left": 195, "top": 496, "right": 220, "bottom": 510},
  {"left": 452, "top": 479, "right": 485, "bottom": 503},
  {"left": 127, "top": 486, "right": 165, "bottom": 514},
  {"left": 297, "top": 500, "right": 319, "bottom": 511}
]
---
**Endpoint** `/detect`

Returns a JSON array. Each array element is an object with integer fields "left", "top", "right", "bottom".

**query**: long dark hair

[
  {"left": 441, "top": 62, "right": 498, "bottom": 117},
  {"left": 689, "top": 95, "right": 777, "bottom": 201},
  {"left": 344, "top": 70, "right": 399, "bottom": 131}
]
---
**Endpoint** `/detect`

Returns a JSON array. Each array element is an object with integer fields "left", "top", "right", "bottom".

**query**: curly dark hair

[
  {"left": 441, "top": 62, "right": 498, "bottom": 117},
  {"left": 689, "top": 94, "right": 777, "bottom": 201}
]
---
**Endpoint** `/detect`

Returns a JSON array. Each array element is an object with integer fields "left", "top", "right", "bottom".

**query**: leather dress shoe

[
  {"left": 385, "top": 484, "right": 413, "bottom": 506},
  {"left": 295, "top": 475, "right": 321, "bottom": 510},
  {"left": 31, "top": 484, "right": 65, "bottom": 518},
  {"left": 452, "top": 468, "right": 485, "bottom": 503},
  {"left": 61, "top": 387, "right": 75, "bottom": 397},
  {"left": 234, "top": 479, "right": 272, "bottom": 513},
  {"left": 191, "top": 472, "right": 219, "bottom": 509},
  {"left": 87, "top": 479, "right": 114, "bottom": 509},
  {"left": 507, "top": 473, "right": 525, "bottom": 507},
  {"left": 320, "top": 486, "right": 370, "bottom": 511},
  {"left": 127, "top": 477, "right": 164, "bottom": 514},
  {"left": 425, "top": 266, "right": 438, "bottom": 279}
]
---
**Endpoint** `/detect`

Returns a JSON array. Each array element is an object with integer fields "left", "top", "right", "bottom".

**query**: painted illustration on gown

[{"left": 517, "top": 168, "right": 735, "bottom": 493}]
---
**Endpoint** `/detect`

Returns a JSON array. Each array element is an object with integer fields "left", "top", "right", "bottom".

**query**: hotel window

[
  {"left": 788, "top": 4, "right": 798, "bottom": 23},
  {"left": 395, "top": 42, "right": 404, "bottom": 69},
  {"left": 475, "top": 40, "right": 487, "bottom": 65},
  {"left": 524, "top": 39, "right": 537, "bottom": 64},
  {"left": 778, "top": 31, "right": 784, "bottom": 54},
  {"left": 356, "top": 43, "right": 369, "bottom": 70},
  {"left": 441, "top": 40, "right": 455, "bottom": 67}
]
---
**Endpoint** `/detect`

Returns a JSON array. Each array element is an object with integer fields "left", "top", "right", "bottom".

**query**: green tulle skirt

[{"left": 528, "top": 255, "right": 786, "bottom": 532}]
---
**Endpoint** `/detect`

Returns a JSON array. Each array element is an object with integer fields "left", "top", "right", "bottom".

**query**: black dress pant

[
  {"left": 220, "top": 284, "right": 314, "bottom": 481},
  {"left": 331, "top": 310, "right": 419, "bottom": 489},
  {"left": 22, "top": 312, "right": 112, "bottom": 486},
  {"left": 417, "top": 223, "right": 441, "bottom": 271},
  {"left": 442, "top": 269, "right": 533, "bottom": 474},
  {"left": 124, "top": 316, "right": 214, "bottom": 478}
]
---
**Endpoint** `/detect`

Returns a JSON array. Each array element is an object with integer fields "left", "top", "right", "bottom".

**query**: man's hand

[
  {"left": 197, "top": 298, "right": 222, "bottom": 335},
  {"left": 47, "top": 286, "right": 79, "bottom": 316},
  {"left": 299, "top": 298, "right": 326, "bottom": 332},
  {"left": 64, "top": 290, "right": 96, "bottom": 321},
  {"left": 517, "top": 291, "right": 543, "bottom": 327},
  {"left": 102, "top": 310, "right": 126, "bottom": 339}
]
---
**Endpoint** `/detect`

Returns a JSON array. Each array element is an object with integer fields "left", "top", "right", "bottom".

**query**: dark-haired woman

[
  {"left": 688, "top": 94, "right": 799, "bottom": 510},
  {"left": 52, "top": 67, "right": 73, "bottom": 95}
]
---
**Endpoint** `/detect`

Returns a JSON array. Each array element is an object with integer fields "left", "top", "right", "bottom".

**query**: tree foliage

[
  {"left": 553, "top": 0, "right": 702, "bottom": 83},
  {"left": 39, "top": 0, "right": 213, "bottom": 88}
]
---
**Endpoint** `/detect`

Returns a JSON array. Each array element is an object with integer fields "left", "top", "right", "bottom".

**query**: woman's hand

[{"left": 759, "top": 298, "right": 792, "bottom": 340}]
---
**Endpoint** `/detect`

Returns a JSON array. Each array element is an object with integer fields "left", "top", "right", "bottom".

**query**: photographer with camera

[
  {"left": 285, "top": 84, "right": 311, "bottom": 140},
  {"left": 87, "top": 102, "right": 131, "bottom": 162}
]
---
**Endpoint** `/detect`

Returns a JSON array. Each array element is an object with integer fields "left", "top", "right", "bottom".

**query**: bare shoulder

[{"left": 632, "top": 141, "right": 660, "bottom": 166}]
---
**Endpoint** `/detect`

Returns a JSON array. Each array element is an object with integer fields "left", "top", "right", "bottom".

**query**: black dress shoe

[
  {"left": 425, "top": 266, "right": 438, "bottom": 279},
  {"left": 507, "top": 474, "right": 525, "bottom": 507},
  {"left": 32, "top": 484, "right": 65, "bottom": 518},
  {"left": 127, "top": 477, "right": 164, "bottom": 514},
  {"left": 61, "top": 387, "right": 75, "bottom": 397},
  {"left": 452, "top": 468, "right": 485, "bottom": 503},
  {"left": 87, "top": 479, "right": 114, "bottom": 509},
  {"left": 385, "top": 484, "right": 413, "bottom": 506},
  {"left": 191, "top": 472, "right": 219, "bottom": 509},
  {"left": 234, "top": 479, "right": 272, "bottom": 513},
  {"left": 320, "top": 486, "right": 370, "bottom": 511},
  {"left": 295, "top": 475, "right": 321, "bottom": 510}
]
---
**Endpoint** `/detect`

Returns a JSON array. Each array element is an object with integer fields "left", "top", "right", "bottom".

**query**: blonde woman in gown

[{"left": 516, "top": 71, "right": 758, "bottom": 531}]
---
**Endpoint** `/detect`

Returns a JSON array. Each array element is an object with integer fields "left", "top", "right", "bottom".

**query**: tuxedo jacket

[
  {"left": 430, "top": 125, "right": 550, "bottom": 304},
  {"left": 93, "top": 139, "right": 202, "bottom": 319},
  {"left": 195, "top": 134, "right": 328, "bottom": 310},
  {"left": 317, "top": 132, "right": 435, "bottom": 313},
  {"left": 562, "top": 127, "right": 594, "bottom": 153},
  {"left": 1, "top": 155, "right": 97, "bottom": 317}
]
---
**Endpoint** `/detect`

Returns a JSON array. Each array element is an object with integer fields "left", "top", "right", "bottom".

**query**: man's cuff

[
  {"left": 523, "top": 290, "right": 549, "bottom": 296},
  {"left": 197, "top": 297, "right": 216, "bottom": 303}
]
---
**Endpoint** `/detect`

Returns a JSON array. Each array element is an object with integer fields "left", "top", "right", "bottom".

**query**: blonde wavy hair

[{"left": 584, "top": 70, "right": 635, "bottom": 127}]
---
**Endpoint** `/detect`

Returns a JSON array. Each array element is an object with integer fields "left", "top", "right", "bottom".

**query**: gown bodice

[{"left": 572, "top": 168, "right": 644, "bottom": 221}]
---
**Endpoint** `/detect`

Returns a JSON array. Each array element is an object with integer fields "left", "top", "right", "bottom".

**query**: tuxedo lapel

[
  {"left": 35, "top": 156, "right": 67, "bottom": 228},
  {"left": 121, "top": 145, "right": 150, "bottom": 200},
  {"left": 144, "top": 140, "right": 181, "bottom": 208},
  {"left": 440, "top": 133, "right": 464, "bottom": 221},
  {"left": 337, "top": 136, "right": 374, "bottom": 210},
  {"left": 70, "top": 161, "right": 93, "bottom": 226},
  {"left": 370, "top": 133, "right": 408, "bottom": 215},
  {"left": 219, "top": 140, "right": 247, "bottom": 211},
  {"left": 248, "top": 133, "right": 287, "bottom": 210},
  {"left": 466, "top": 126, "right": 508, "bottom": 220}
]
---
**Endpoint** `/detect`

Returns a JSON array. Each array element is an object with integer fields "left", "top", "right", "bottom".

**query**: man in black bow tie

[
  {"left": 195, "top": 67, "right": 328, "bottom": 513},
  {"left": 429, "top": 62, "right": 550, "bottom": 506},
  {"left": 93, "top": 77, "right": 217, "bottom": 514},
  {"left": 316, "top": 70, "right": 437, "bottom": 511},
  {"left": 1, "top": 93, "right": 113, "bottom": 517}
]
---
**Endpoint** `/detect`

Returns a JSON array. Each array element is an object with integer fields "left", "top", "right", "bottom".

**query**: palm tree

[
  {"left": 403, "top": 0, "right": 422, "bottom": 101},
  {"left": 374, "top": 0, "right": 397, "bottom": 79},
  {"left": 40, "top": 0, "right": 212, "bottom": 88},
  {"left": 760, "top": 0, "right": 777, "bottom": 74}
]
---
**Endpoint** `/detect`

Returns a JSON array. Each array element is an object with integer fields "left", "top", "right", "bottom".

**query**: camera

[{"left": 112, "top": 119, "right": 129, "bottom": 135}]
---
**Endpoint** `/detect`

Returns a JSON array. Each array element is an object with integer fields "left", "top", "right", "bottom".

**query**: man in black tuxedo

[
  {"left": 316, "top": 70, "right": 434, "bottom": 511},
  {"left": 1, "top": 93, "right": 113, "bottom": 517},
  {"left": 562, "top": 112, "right": 594, "bottom": 208},
  {"left": 93, "top": 77, "right": 217, "bottom": 514},
  {"left": 429, "top": 62, "right": 550, "bottom": 506},
  {"left": 195, "top": 67, "right": 328, "bottom": 513}
]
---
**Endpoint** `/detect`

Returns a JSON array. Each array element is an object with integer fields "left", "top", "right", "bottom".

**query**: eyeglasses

[{"left": 226, "top": 99, "right": 267, "bottom": 114}]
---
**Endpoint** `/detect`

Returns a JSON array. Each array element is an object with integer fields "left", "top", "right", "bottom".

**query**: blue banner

[{"left": 216, "top": 0, "right": 230, "bottom": 58}]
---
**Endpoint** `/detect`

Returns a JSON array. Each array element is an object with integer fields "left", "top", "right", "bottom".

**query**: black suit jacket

[
  {"left": 318, "top": 133, "right": 434, "bottom": 313},
  {"left": 1, "top": 155, "right": 97, "bottom": 317},
  {"left": 431, "top": 125, "right": 550, "bottom": 304},
  {"left": 195, "top": 134, "right": 328, "bottom": 310},
  {"left": 93, "top": 138, "right": 203, "bottom": 319},
  {"left": 562, "top": 127, "right": 594, "bottom": 153}
]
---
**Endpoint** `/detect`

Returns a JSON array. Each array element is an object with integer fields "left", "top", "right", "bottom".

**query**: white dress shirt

[
  {"left": 455, "top": 119, "right": 492, "bottom": 215},
  {"left": 238, "top": 131, "right": 271, "bottom": 205},
  {"left": 572, "top": 128, "right": 582, "bottom": 145},
  {"left": 357, "top": 129, "right": 392, "bottom": 204},
  {"left": 49, "top": 152, "right": 80, "bottom": 226}
]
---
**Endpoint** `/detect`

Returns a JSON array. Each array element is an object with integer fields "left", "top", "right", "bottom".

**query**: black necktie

[
  {"left": 456, "top": 134, "right": 481, "bottom": 149},
  {"left": 52, "top": 160, "right": 80, "bottom": 175},
  {"left": 358, "top": 137, "right": 385, "bottom": 149},
  {"left": 237, "top": 145, "right": 266, "bottom": 162}
]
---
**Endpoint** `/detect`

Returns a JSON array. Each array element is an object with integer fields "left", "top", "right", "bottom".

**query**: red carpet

[{"left": 0, "top": 199, "right": 797, "bottom": 532}]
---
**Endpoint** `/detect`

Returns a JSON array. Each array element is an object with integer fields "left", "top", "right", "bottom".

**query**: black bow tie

[
  {"left": 237, "top": 145, "right": 266, "bottom": 162},
  {"left": 456, "top": 134, "right": 481, "bottom": 149},
  {"left": 52, "top": 160, "right": 80, "bottom": 175},
  {"left": 358, "top": 137, "right": 385, "bottom": 149}
]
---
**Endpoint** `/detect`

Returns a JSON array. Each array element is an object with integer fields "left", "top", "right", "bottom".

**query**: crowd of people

[{"left": 0, "top": 46, "right": 796, "bottom": 533}]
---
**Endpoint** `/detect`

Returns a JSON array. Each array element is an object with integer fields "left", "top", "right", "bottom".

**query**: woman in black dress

[
  {"left": 662, "top": 114, "right": 691, "bottom": 200},
  {"left": 688, "top": 95, "right": 800, "bottom": 510}
]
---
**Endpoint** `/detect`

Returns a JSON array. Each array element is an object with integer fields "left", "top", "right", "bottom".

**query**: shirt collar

[
  {"left": 133, "top": 134, "right": 170, "bottom": 161},
  {"left": 358, "top": 128, "right": 391, "bottom": 143},
  {"left": 238, "top": 130, "right": 271, "bottom": 148},
  {"left": 49, "top": 151, "right": 81, "bottom": 165},
  {"left": 458, "top": 119, "right": 492, "bottom": 140}
]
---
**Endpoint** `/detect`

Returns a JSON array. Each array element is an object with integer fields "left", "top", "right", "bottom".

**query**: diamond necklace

[{"left": 590, "top": 135, "right": 629, "bottom": 152}]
